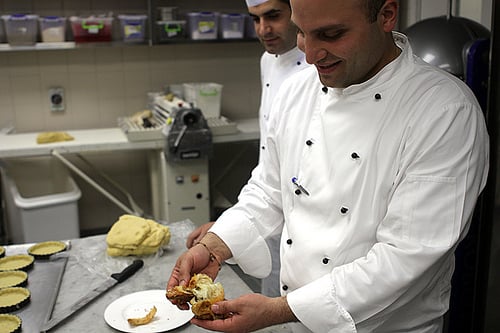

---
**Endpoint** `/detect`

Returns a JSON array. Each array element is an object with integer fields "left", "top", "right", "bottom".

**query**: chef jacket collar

[
  {"left": 323, "top": 32, "right": 409, "bottom": 98},
  {"left": 270, "top": 46, "right": 305, "bottom": 65}
]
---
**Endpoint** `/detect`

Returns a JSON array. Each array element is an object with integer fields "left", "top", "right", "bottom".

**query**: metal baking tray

[{"left": 2, "top": 244, "right": 68, "bottom": 332}]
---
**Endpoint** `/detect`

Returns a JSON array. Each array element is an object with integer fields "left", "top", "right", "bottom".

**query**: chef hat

[{"left": 246, "top": 0, "right": 270, "bottom": 7}]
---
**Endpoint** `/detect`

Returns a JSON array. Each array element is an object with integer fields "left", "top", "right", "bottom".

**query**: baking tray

[{"left": 2, "top": 244, "right": 68, "bottom": 332}]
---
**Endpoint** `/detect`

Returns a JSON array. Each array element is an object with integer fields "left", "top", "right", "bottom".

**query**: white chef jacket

[
  {"left": 258, "top": 46, "right": 309, "bottom": 297},
  {"left": 259, "top": 47, "right": 309, "bottom": 161},
  {"left": 211, "top": 32, "right": 489, "bottom": 332}
]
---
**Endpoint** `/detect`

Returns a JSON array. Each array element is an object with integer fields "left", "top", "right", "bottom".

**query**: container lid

[
  {"left": 0, "top": 271, "right": 28, "bottom": 289},
  {"left": 221, "top": 13, "right": 245, "bottom": 18},
  {"left": 0, "top": 287, "right": 30, "bottom": 313},
  {"left": 156, "top": 20, "right": 186, "bottom": 25},
  {"left": 118, "top": 14, "right": 148, "bottom": 20},
  {"left": 3, "top": 14, "right": 39, "bottom": 21},
  {"left": 27, "top": 241, "right": 66, "bottom": 259},
  {"left": 69, "top": 15, "right": 114, "bottom": 22},
  {"left": 158, "top": 7, "right": 178, "bottom": 11},
  {"left": 0, "top": 314, "right": 22, "bottom": 333},
  {"left": 187, "top": 11, "right": 217, "bottom": 17},
  {"left": 40, "top": 16, "right": 66, "bottom": 22},
  {"left": 0, "top": 255, "right": 34, "bottom": 272}
]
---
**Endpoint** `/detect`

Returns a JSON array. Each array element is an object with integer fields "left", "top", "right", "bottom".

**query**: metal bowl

[{"left": 405, "top": 15, "right": 490, "bottom": 78}]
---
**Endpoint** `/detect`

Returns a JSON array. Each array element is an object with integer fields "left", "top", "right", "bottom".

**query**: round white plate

[{"left": 104, "top": 289, "right": 193, "bottom": 332}]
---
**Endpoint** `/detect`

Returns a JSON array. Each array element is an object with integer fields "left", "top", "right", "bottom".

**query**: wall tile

[
  {"left": 8, "top": 52, "right": 39, "bottom": 76},
  {"left": 14, "top": 103, "right": 44, "bottom": 132},
  {"left": 38, "top": 51, "right": 69, "bottom": 74},
  {"left": 67, "top": 48, "right": 96, "bottom": 73},
  {"left": 0, "top": 76, "right": 13, "bottom": 103},
  {"left": 11, "top": 75, "right": 42, "bottom": 106},
  {"left": 95, "top": 47, "right": 123, "bottom": 72},
  {"left": 124, "top": 69, "right": 151, "bottom": 98},
  {"left": 122, "top": 46, "right": 150, "bottom": 71},
  {"left": 96, "top": 71, "right": 125, "bottom": 98},
  {"left": 98, "top": 98, "right": 126, "bottom": 124}
]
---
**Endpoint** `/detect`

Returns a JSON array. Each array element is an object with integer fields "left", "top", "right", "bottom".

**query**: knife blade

[{"left": 41, "top": 259, "right": 144, "bottom": 332}]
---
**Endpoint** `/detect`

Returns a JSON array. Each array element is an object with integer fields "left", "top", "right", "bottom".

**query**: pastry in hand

[{"left": 166, "top": 273, "right": 225, "bottom": 320}]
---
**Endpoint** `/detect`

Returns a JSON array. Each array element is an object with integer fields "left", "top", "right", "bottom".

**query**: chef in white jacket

[
  {"left": 186, "top": 0, "right": 309, "bottom": 297},
  {"left": 168, "top": 0, "right": 489, "bottom": 332}
]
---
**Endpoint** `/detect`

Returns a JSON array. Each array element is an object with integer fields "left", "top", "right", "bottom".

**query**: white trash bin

[{"left": 1, "top": 156, "right": 81, "bottom": 243}]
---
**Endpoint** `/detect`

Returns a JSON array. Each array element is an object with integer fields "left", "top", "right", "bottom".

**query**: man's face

[
  {"left": 291, "top": 0, "right": 397, "bottom": 88},
  {"left": 248, "top": 0, "right": 298, "bottom": 55}
]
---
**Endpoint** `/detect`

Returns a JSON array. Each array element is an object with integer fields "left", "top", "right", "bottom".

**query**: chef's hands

[
  {"left": 192, "top": 294, "right": 298, "bottom": 332},
  {"left": 167, "top": 240, "right": 220, "bottom": 290},
  {"left": 168, "top": 232, "right": 232, "bottom": 309},
  {"left": 186, "top": 222, "right": 215, "bottom": 248}
]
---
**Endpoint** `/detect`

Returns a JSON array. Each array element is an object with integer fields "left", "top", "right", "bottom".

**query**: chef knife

[{"left": 41, "top": 259, "right": 144, "bottom": 332}]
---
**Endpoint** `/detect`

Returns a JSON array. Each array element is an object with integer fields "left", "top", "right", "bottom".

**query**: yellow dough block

[
  {"left": 106, "top": 215, "right": 171, "bottom": 256},
  {"left": 36, "top": 132, "right": 74, "bottom": 144}
]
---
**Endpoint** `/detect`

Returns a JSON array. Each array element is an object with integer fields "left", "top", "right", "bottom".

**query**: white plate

[{"left": 104, "top": 289, "right": 194, "bottom": 332}]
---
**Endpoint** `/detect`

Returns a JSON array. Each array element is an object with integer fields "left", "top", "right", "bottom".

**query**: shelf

[
  {"left": 0, "top": 38, "right": 258, "bottom": 52},
  {"left": 0, "top": 0, "right": 253, "bottom": 52},
  {"left": 153, "top": 37, "right": 258, "bottom": 45},
  {"left": 0, "top": 42, "right": 76, "bottom": 51}
]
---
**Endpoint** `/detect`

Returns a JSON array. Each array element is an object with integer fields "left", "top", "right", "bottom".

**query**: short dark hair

[
  {"left": 365, "top": 0, "right": 386, "bottom": 22},
  {"left": 280, "top": 0, "right": 291, "bottom": 8}
]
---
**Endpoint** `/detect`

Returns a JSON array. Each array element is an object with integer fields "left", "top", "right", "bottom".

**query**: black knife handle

[{"left": 111, "top": 259, "right": 144, "bottom": 283}]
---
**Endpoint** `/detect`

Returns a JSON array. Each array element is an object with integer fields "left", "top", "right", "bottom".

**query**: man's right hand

[{"left": 186, "top": 222, "right": 215, "bottom": 248}]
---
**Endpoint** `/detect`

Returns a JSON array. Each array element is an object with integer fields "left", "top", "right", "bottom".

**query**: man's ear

[{"left": 379, "top": 0, "right": 398, "bottom": 32}]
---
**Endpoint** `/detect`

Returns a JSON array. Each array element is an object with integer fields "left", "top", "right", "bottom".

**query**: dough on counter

[
  {"left": 36, "top": 132, "right": 74, "bottom": 144},
  {"left": 106, "top": 215, "right": 171, "bottom": 256}
]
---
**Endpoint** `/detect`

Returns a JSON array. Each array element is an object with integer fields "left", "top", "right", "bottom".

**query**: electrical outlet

[{"left": 49, "top": 87, "right": 65, "bottom": 112}]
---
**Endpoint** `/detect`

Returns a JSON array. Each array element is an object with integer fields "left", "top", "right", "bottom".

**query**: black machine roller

[{"left": 164, "top": 107, "right": 212, "bottom": 162}]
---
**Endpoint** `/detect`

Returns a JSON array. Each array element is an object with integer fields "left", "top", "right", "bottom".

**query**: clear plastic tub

[
  {"left": 2, "top": 14, "right": 39, "bottom": 45},
  {"left": 1, "top": 157, "right": 81, "bottom": 243},
  {"left": 219, "top": 13, "right": 245, "bottom": 39},
  {"left": 70, "top": 16, "right": 113, "bottom": 43},
  {"left": 156, "top": 20, "right": 186, "bottom": 41},
  {"left": 183, "top": 82, "right": 223, "bottom": 118},
  {"left": 157, "top": 7, "right": 178, "bottom": 21},
  {"left": 40, "top": 16, "right": 66, "bottom": 42},
  {"left": 118, "top": 14, "right": 147, "bottom": 43},
  {"left": 187, "top": 12, "right": 218, "bottom": 40},
  {"left": 0, "top": 18, "right": 5, "bottom": 43}
]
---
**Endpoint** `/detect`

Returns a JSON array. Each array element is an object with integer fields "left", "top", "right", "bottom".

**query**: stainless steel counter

[
  {"left": 0, "top": 119, "right": 259, "bottom": 159},
  {"left": 3, "top": 220, "right": 292, "bottom": 332}
]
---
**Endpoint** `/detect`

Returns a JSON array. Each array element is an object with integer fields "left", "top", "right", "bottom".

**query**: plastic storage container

[
  {"left": 1, "top": 157, "right": 81, "bottom": 243},
  {"left": 118, "top": 14, "right": 147, "bottom": 43},
  {"left": 39, "top": 16, "right": 66, "bottom": 42},
  {"left": 0, "top": 17, "right": 5, "bottom": 43},
  {"left": 157, "top": 7, "right": 178, "bottom": 21},
  {"left": 70, "top": 16, "right": 113, "bottom": 42},
  {"left": 156, "top": 20, "right": 186, "bottom": 41},
  {"left": 187, "top": 12, "right": 218, "bottom": 40},
  {"left": 2, "top": 14, "right": 39, "bottom": 45},
  {"left": 219, "top": 13, "right": 245, "bottom": 39},
  {"left": 183, "top": 82, "right": 223, "bottom": 118}
]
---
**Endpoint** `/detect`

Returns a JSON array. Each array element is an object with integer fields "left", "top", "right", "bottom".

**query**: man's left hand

[{"left": 191, "top": 293, "right": 297, "bottom": 332}]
